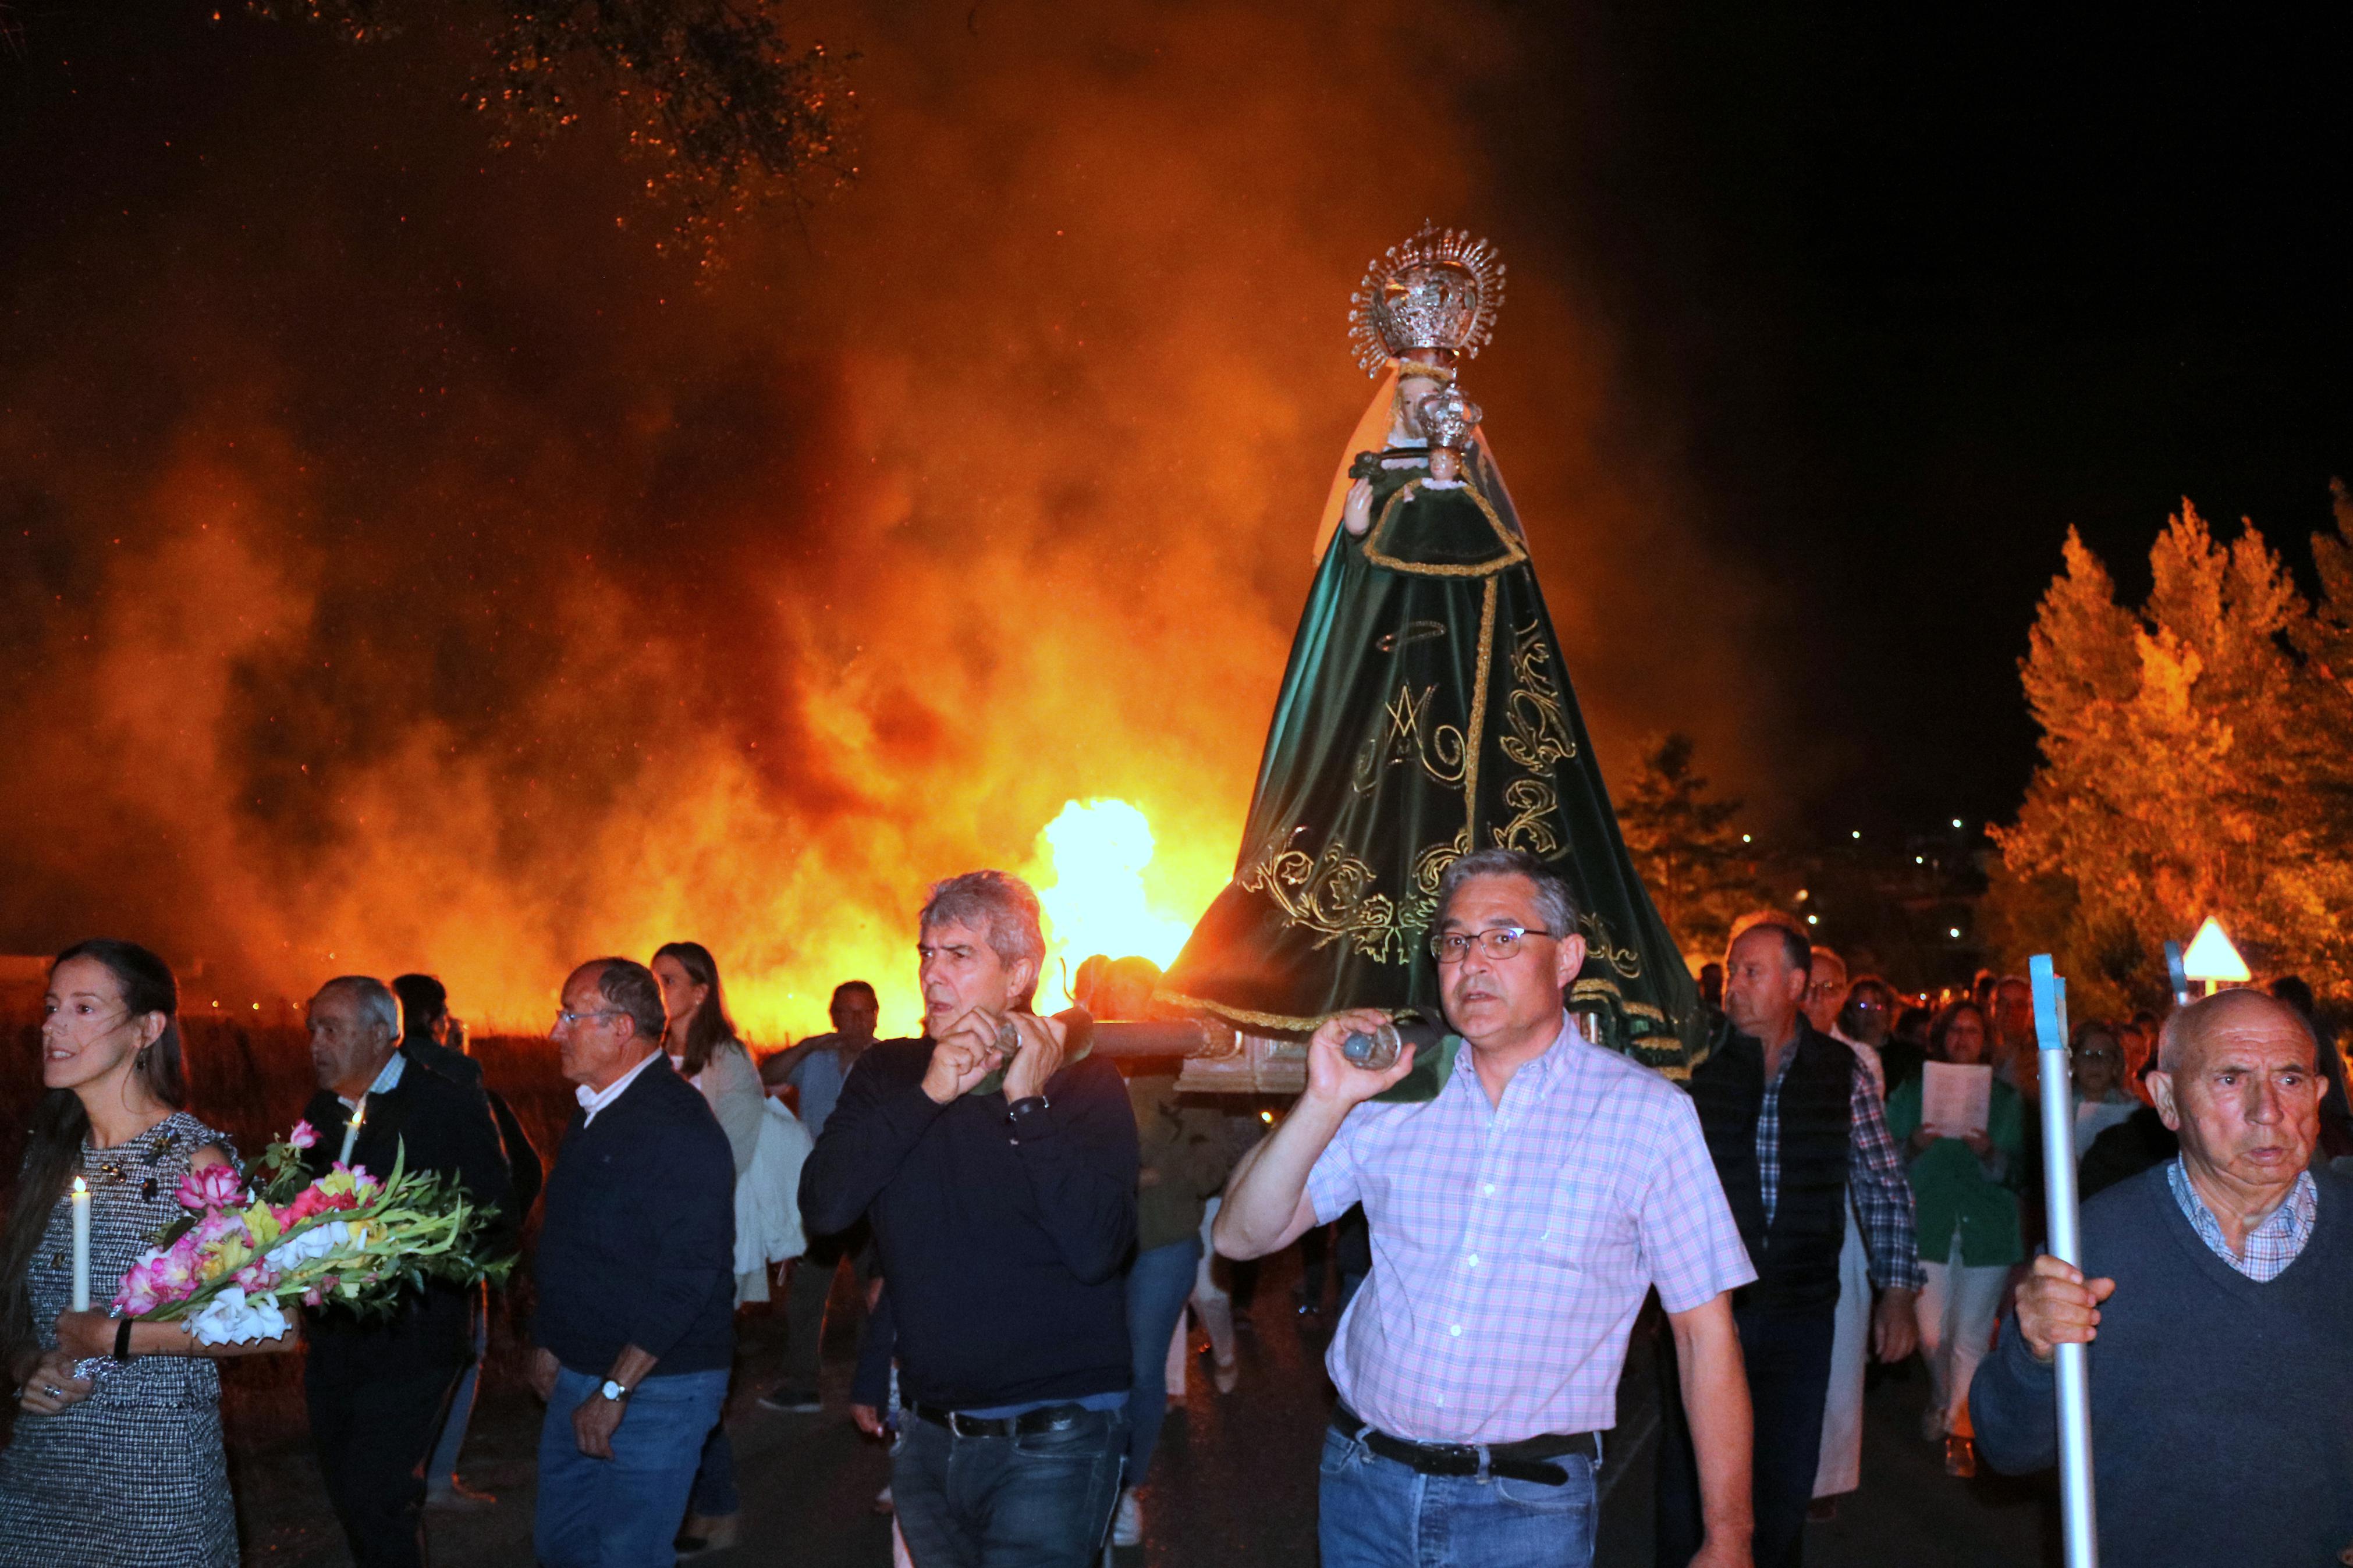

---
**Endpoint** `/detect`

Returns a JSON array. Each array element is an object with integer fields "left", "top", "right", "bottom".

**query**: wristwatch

[
  {"left": 597, "top": 1378, "right": 631, "bottom": 1403},
  {"left": 1005, "top": 1094, "right": 1052, "bottom": 1143}
]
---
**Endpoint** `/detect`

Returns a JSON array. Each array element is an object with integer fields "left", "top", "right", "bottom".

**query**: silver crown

[
  {"left": 1415, "top": 384, "right": 1484, "bottom": 451},
  {"left": 1347, "top": 223, "right": 1506, "bottom": 376}
]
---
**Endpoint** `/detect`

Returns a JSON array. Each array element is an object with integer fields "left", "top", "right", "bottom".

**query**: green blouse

[{"left": 1885, "top": 1073, "right": 2027, "bottom": 1268}]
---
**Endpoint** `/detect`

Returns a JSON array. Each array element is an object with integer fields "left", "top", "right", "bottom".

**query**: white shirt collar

[
  {"left": 338, "top": 1049, "right": 406, "bottom": 1111},
  {"left": 577, "top": 1050, "right": 663, "bottom": 1125}
]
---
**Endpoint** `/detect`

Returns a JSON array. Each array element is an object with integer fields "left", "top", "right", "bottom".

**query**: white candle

[
  {"left": 339, "top": 1097, "right": 367, "bottom": 1165},
  {"left": 69, "top": 1176, "right": 90, "bottom": 1312}
]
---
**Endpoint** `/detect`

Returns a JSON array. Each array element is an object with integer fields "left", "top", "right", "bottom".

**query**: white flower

[{"left": 186, "top": 1286, "right": 292, "bottom": 1346}]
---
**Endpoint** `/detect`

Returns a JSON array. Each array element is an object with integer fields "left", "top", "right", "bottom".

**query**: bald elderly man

[{"left": 1971, "top": 989, "right": 2353, "bottom": 1566}]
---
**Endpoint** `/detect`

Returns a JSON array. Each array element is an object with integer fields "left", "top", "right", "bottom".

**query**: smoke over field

[{"left": 0, "top": 3, "right": 1758, "bottom": 1037}]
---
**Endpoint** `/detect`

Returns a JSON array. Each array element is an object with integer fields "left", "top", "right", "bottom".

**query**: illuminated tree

[
  {"left": 1618, "top": 733, "right": 1759, "bottom": 961},
  {"left": 1989, "top": 494, "right": 2353, "bottom": 1014}
]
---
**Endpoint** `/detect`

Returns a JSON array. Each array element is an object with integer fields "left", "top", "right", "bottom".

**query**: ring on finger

[
  {"left": 994, "top": 1020, "right": 1020, "bottom": 1057},
  {"left": 41, "top": 1384, "right": 62, "bottom": 1399}
]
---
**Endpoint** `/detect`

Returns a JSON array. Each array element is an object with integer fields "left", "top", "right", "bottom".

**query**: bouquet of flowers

[{"left": 111, "top": 1119, "right": 516, "bottom": 1345}]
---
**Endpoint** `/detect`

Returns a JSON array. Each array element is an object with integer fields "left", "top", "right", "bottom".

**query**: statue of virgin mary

[{"left": 1161, "top": 223, "right": 1701, "bottom": 1080}]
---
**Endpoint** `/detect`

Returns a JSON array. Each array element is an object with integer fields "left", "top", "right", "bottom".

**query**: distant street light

[
  {"left": 1807, "top": 914, "right": 1819, "bottom": 925},
  {"left": 1949, "top": 927, "right": 1961, "bottom": 938},
  {"left": 2181, "top": 916, "right": 2251, "bottom": 997},
  {"left": 1951, "top": 817, "right": 1964, "bottom": 829}
]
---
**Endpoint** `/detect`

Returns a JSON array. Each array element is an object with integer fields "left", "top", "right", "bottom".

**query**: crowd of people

[{"left": 2, "top": 861, "right": 2349, "bottom": 1567}]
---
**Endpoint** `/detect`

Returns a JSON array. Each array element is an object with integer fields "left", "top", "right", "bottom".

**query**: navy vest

[{"left": 1688, "top": 1021, "right": 1854, "bottom": 1313}]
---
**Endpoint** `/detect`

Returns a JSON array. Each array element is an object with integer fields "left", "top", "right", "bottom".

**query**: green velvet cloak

[{"left": 1163, "top": 443, "right": 1700, "bottom": 1076}]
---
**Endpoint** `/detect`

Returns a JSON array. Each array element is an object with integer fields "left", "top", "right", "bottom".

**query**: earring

[{"left": 135, "top": 1044, "right": 151, "bottom": 1071}]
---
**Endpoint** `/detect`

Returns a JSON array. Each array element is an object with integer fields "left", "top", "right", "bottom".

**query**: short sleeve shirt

[{"left": 1305, "top": 1015, "right": 1754, "bottom": 1443}]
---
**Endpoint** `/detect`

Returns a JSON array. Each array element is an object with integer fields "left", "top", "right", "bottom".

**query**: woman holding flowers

[{"left": 0, "top": 940, "right": 293, "bottom": 1567}]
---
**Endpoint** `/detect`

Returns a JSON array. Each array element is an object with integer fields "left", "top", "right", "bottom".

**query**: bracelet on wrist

[{"left": 113, "top": 1318, "right": 136, "bottom": 1363}]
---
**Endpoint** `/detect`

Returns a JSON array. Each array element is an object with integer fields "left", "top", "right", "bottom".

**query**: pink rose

[
  {"left": 176, "top": 1162, "right": 247, "bottom": 1214},
  {"left": 286, "top": 1119, "right": 318, "bottom": 1150}
]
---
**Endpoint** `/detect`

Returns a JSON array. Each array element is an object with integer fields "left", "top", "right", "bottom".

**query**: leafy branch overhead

[{"left": 246, "top": 0, "right": 857, "bottom": 264}]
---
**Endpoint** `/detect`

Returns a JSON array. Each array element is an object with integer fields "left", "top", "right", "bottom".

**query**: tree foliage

[
  {"left": 1619, "top": 733, "right": 1759, "bottom": 962},
  {"left": 1989, "top": 490, "right": 2353, "bottom": 1014},
  {"left": 247, "top": 0, "right": 856, "bottom": 265}
]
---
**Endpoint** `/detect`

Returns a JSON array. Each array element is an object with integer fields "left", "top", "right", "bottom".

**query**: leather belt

[
  {"left": 906, "top": 1400, "right": 1095, "bottom": 1438},
  {"left": 1333, "top": 1405, "right": 1597, "bottom": 1487}
]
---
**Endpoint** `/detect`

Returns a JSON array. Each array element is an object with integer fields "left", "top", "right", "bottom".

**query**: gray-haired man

[
  {"left": 297, "top": 976, "right": 517, "bottom": 1568},
  {"left": 801, "top": 870, "right": 1140, "bottom": 1568}
]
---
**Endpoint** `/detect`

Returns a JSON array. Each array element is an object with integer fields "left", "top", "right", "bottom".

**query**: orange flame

[{"left": 1027, "top": 799, "right": 1208, "bottom": 1009}]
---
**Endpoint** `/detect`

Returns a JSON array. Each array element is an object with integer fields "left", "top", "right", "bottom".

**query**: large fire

[
  {"left": 1030, "top": 799, "right": 1210, "bottom": 1011},
  {"left": 0, "top": 4, "right": 1755, "bottom": 1054}
]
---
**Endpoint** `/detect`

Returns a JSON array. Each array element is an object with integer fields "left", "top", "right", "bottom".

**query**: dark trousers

[
  {"left": 1654, "top": 1302, "right": 1837, "bottom": 1568},
  {"left": 306, "top": 1337, "right": 467, "bottom": 1568},
  {"left": 783, "top": 1222, "right": 872, "bottom": 1395},
  {"left": 892, "top": 1406, "right": 1127, "bottom": 1568}
]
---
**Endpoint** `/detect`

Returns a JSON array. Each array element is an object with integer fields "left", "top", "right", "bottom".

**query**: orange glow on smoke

[{"left": 0, "top": 5, "right": 1758, "bottom": 1054}]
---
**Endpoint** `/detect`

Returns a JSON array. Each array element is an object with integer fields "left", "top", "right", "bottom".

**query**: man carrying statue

[
  {"left": 1218, "top": 849, "right": 1756, "bottom": 1568},
  {"left": 1193, "top": 226, "right": 1756, "bottom": 1567}
]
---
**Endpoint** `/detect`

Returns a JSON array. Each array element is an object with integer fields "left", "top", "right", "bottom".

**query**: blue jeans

[
  {"left": 536, "top": 1366, "right": 727, "bottom": 1567},
  {"left": 892, "top": 1406, "right": 1127, "bottom": 1568},
  {"left": 1318, "top": 1426, "right": 1598, "bottom": 1568},
  {"left": 1124, "top": 1237, "right": 1202, "bottom": 1480}
]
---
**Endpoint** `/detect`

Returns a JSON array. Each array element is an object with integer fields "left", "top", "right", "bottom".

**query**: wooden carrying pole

[{"left": 2029, "top": 954, "right": 2100, "bottom": 1568}]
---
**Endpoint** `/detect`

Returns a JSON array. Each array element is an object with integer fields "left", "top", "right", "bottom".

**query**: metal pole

[{"left": 2029, "top": 954, "right": 2099, "bottom": 1568}]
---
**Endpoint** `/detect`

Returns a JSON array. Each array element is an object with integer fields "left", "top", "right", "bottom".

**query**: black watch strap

[
  {"left": 1005, "top": 1094, "right": 1052, "bottom": 1142},
  {"left": 113, "top": 1318, "right": 135, "bottom": 1363}
]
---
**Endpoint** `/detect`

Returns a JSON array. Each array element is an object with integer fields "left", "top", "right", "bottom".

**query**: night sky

[
  {"left": 1, "top": 2, "right": 2348, "bottom": 1012},
  {"left": 1482, "top": 5, "right": 2353, "bottom": 834}
]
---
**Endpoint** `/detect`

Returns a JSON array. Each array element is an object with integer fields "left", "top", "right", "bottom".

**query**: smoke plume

[{"left": 0, "top": 2, "right": 1764, "bottom": 1036}]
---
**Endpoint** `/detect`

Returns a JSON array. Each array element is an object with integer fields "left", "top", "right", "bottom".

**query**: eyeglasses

[
  {"left": 553, "top": 1008, "right": 624, "bottom": 1029},
  {"left": 1430, "top": 926, "right": 1556, "bottom": 963}
]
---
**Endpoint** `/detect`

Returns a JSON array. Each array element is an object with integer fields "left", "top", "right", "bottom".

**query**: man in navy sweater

[
  {"left": 801, "top": 870, "right": 1138, "bottom": 1568},
  {"left": 530, "top": 958, "right": 736, "bottom": 1568},
  {"left": 1972, "top": 988, "right": 2353, "bottom": 1565}
]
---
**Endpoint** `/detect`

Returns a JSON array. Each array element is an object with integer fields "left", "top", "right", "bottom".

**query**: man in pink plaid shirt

[{"left": 1218, "top": 848, "right": 1759, "bottom": 1568}]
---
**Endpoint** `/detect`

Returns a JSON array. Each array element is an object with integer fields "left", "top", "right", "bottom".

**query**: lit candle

[
  {"left": 69, "top": 1176, "right": 90, "bottom": 1312},
  {"left": 339, "top": 1097, "right": 367, "bottom": 1165}
]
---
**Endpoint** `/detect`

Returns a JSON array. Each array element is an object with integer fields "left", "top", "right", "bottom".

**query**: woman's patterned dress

[{"left": 0, "top": 1111, "right": 240, "bottom": 1566}]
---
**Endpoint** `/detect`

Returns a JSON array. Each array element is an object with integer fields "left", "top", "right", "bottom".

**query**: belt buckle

[{"left": 948, "top": 1411, "right": 985, "bottom": 1438}]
